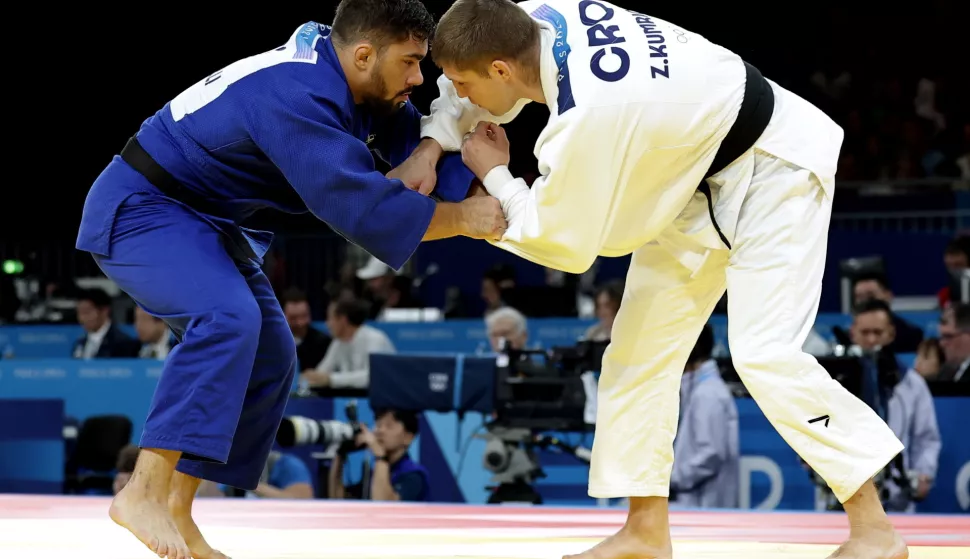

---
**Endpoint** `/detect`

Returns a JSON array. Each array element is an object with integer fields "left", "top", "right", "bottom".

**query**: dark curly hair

[{"left": 332, "top": 0, "right": 436, "bottom": 50}]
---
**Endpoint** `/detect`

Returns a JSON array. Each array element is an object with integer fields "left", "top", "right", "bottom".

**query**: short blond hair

[{"left": 432, "top": 0, "right": 540, "bottom": 75}]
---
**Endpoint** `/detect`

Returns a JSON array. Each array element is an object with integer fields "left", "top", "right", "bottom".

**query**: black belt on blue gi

[
  {"left": 120, "top": 136, "right": 259, "bottom": 260},
  {"left": 697, "top": 61, "right": 775, "bottom": 250}
]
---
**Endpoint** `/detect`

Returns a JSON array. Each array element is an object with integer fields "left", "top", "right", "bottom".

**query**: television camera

[{"left": 481, "top": 338, "right": 606, "bottom": 504}]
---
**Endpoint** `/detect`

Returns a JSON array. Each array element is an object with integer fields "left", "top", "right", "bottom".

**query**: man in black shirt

[
  {"left": 281, "top": 288, "right": 331, "bottom": 373},
  {"left": 853, "top": 273, "right": 924, "bottom": 353}
]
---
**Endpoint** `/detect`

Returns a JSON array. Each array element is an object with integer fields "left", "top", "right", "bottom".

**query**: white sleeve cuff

[
  {"left": 482, "top": 165, "right": 519, "bottom": 201},
  {"left": 419, "top": 114, "right": 462, "bottom": 152}
]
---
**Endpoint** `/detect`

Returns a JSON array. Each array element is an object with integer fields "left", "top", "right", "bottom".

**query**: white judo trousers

[{"left": 587, "top": 152, "right": 905, "bottom": 504}]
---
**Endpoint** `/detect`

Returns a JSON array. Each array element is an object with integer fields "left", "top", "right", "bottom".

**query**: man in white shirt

[
  {"left": 300, "top": 299, "right": 396, "bottom": 390},
  {"left": 421, "top": 2, "right": 906, "bottom": 558}
]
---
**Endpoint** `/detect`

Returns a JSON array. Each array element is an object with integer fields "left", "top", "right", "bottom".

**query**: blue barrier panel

[
  {"left": 2, "top": 358, "right": 965, "bottom": 511},
  {"left": 0, "top": 399, "right": 65, "bottom": 494},
  {"left": 0, "top": 359, "right": 161, "bottom": 440},
  {"left": 0, "top": 312, "right": 941, "bottom": 359}
]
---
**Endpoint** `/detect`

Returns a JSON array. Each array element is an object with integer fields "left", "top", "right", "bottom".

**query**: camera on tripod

[
  {"left": 481, "top": 338, "right": 605, "bottom": 504},
  {"left": 276, "top": 400, "right": 364, "bottom": 456}
]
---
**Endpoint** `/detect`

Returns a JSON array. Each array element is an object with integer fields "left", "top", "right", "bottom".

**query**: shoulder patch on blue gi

[
  {"left": 294, "top": 22, "right": 324, "bottom": 61},
  {"left": 531, "top": 4, "right": 576, "bottom": 115}
]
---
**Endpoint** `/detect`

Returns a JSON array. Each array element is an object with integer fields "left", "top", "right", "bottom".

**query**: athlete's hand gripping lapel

[{"left": 386, "top": 138, "right": 443, "bottom": 196}]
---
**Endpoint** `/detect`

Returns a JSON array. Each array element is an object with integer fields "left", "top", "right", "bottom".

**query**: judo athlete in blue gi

[{"left": 74, "top": 2, "right": 506, "bottom": 558}]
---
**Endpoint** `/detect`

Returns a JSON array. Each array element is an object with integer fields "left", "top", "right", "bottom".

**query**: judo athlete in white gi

[{"left": 423, "top": 1, "right": 908, "bottom": 558}]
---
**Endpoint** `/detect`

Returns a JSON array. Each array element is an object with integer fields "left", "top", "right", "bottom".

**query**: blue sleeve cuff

[{"left": 433, "top": 153, "right": 476, "bottom": 202}]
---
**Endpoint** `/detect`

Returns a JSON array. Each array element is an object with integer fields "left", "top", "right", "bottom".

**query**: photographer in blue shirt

[{"left": 329, "top": 409, "right": 429, "bottom": 501}]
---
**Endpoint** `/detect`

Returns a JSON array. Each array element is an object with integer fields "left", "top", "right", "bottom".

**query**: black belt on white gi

[
  {"left": 697, "top": 61, "right": 775, "bottom": 250},
  {"left": 120, "top": 136, "right": 258, "bottom": 260}
]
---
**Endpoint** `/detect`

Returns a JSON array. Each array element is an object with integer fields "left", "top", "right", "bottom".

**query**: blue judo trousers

[{"left": 75, "top": 22, "right": 474, "bottom": 490}]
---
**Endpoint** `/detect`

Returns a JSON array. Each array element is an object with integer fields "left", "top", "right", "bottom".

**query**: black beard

[
  {"left": 360, "top": 94, "right": 406, "bottom": 118},
  {"left": 360, "top": 69, "right": 410, "bottom": 118}
]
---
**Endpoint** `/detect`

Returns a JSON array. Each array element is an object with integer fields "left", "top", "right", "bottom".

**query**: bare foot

[
  {"left": 827, "top": 523, "right": 909, "bottom": 559},
  {"left": 109, "top": 486, "right": 191, "bottom": 559},
  {"left": 171, "top": 507, "right": 231, "bottom": 559},
  {"left": 563, "top": 526, "right": 673, "bottom": 559}
]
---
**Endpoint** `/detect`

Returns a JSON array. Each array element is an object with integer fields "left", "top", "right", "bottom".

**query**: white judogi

[{"left": 422, "top": 0, "right": 903, "bottom": 503}]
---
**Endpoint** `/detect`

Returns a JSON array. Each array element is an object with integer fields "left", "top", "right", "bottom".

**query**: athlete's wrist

[
  {"left": 482, "top": 165, "right": 516, "bottom": 200},
  {"left": 414, "top": 138, "right": 444, "bottom": 164}
]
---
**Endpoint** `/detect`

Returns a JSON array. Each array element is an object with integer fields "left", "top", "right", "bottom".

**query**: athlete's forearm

[{"left": 422, "top": 203, "right": 464, "bottom": 241}]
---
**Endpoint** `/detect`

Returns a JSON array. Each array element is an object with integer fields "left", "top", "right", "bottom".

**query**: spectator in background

[
  {"left": 938, "top": 303, "right": 970, "bottom": 382},
  {"left": 938, "top": 235, "right": 970, "bottom": 309},
  {"left": 486, "top": 306, "right": 528, "bottom": 352},
  {"left": 848, "top": 300, "right": 941, "bottom": 511},
  {"left": 852, "top": 273, "right": 924, "bottom": 352},
  {"left": 134, "top": 307, "right": 175, "bottom": 359},
  {"left": 481, "top": 264, "right": 516, "bottom": 317},
  {"left": 113, "top": 444, "right": 140, "bottom": 495},
  {"left": 72, "top": 288, "right": 140, "bottom": 359},
  {"left": 913, "top": 338, "right": 944, "bottom": 381},
  {"left": 583, "top": 280, "right": 623, "bottom": 342},
  {"left": 356, "top": 255, "right": 395, "bottom": 320},
  {"left": 301, "top": 299, "right": 395, "bottom": 390},
  {"left": 670, "top": 324, "right": 739, "bottom": 509},
  {"left": 281, "top": 288, "right": 331, "bottom": 374},
  {"left": 328, "top": 409, "right": 429, "bottom": 501}
]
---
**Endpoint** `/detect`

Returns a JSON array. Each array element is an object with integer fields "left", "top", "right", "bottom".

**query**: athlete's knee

[
  {"left": 194, "top": 295, "right": 262, "bottom": 346},
  {"left": 730, "top": 343, "right": 812, "bottom": 378}
]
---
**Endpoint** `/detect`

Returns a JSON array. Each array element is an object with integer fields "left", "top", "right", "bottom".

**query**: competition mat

[{"left": 0, "top": 495, "right": 967, "bottom": 558}]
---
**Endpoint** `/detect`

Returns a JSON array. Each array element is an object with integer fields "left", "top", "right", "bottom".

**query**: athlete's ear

[
  {"left": 490, "top": 60, "right": 513, "bottom": 82},
  {"left": 353, "top": 43, "right": 377, "bottom": 70}
]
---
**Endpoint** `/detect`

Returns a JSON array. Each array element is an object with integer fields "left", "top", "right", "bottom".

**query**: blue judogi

[{"left": 75, "top": 22, "right": 474, "bottom": 490}]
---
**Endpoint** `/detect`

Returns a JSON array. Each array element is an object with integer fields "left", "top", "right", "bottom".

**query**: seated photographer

[
  {"left": 670, "top": 324, "right": 739, "bottom": 509},
  {"left": 328, "top": 409, "right": 429, "bottom": 502},
  {"left": 198, "top": 450, "right": 314, "bottom": 499},
  {"left": 848, "top": 299, "right": 942, "bottom": 512}
]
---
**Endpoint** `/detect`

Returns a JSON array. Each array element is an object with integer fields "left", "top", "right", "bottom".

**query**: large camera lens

[
  {"left": 276, "top": 416, "right": 320, "bottom": 447},
  {"left": 276, "top": 416, "right": 356, "bottom": 448}
]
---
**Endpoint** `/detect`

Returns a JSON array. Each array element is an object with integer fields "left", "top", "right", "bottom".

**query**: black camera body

[
  {"left": 483, "top": 338, "right": 604, "bottom": 504},
  {"left": 492, "top": 338, "right": 606, "bottom": 432}
]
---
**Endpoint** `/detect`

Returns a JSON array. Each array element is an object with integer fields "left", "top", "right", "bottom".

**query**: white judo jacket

[{"left": 421, "top": 0, "right": 844, "bottom": 274}]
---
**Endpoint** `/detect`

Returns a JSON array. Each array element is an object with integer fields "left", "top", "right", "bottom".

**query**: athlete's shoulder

[
  {"left": 168, "top": 21, "right": 347, "bottom": 122},
  {"left": 241, "top": 21, "right": 337, "bottom": 85}
]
